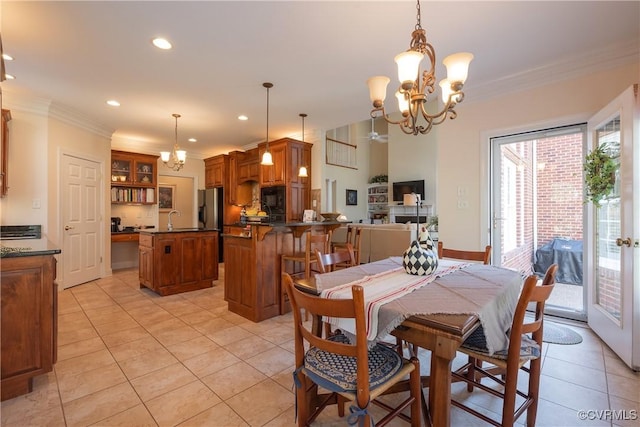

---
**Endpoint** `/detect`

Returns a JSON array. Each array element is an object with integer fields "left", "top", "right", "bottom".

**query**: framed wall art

[
  {"left": 158, "top": 184, "right": 176, "bottom": 211},
  {"left": 346, "top": 189, "right": 357, "bottom": 206}
]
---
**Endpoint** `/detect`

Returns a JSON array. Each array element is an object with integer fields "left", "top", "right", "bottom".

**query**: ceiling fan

[{"left": 363, "top": 117, "right": 388, "bottom": 143}]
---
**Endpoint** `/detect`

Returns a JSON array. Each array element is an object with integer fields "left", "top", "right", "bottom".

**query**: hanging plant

[{"left": 583, "top": 143, "right": 618, "bottom": 208}]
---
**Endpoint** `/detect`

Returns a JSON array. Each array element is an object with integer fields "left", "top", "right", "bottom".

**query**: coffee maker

[{"left": 111, "top": 217, "right": 121, "bottom": 232}]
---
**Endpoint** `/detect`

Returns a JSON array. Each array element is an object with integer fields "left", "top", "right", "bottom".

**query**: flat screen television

[{"left": 392, "top": 180, "right": 425, "bottom": 203}]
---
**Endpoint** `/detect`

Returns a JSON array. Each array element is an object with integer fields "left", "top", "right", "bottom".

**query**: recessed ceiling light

[
  {"left": 5, "top": 74, "right": 15, "bottom": 80},
  {"left": 2, "top": 54, "right": 13, "bottom": 61},
  {"left": 238, "top": 115, "right": 248, "bottom": 121},
  {"left": 106, "top": 100, "right": 120, "bottom": 107},
  {"left": 188, "top": 138, "right": 197, "bottom": 143},
  {"left": 152, "top": 38, "right": 172, "bottom": 50}
]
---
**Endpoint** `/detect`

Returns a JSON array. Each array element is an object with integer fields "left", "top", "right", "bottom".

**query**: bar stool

[
  {"left": 332, "top": 226, "right": 362, "bottom": 265},
  {"left": 280, "top": 229, "right": 331, "bottom": 314}
]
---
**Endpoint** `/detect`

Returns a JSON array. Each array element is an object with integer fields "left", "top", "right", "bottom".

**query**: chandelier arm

[{"left": 371, "top": 106, "right": 409, "bottom": 126}]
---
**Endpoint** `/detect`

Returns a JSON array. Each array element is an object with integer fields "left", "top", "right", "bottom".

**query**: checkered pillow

[{"left": 403, "top": 240, "right": 438, "bottom": 275}]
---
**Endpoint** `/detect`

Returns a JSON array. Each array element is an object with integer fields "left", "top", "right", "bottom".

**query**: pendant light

[
  {"left": 160, "top": 113, "right": 186, "bottom": 171},
  {"left": 298, "top": 113, "right": 308, "bottom": 178},
  {"left": 260, "top": 82, "right": 274, "bottom": 166}
]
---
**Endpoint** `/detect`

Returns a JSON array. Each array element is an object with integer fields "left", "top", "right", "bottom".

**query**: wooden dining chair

[
  {"left": 438, "top": 241, "right": 492, "bottom": 264},
  {"left": 450, "top": 263, "right": 558, "bottom": 427},
  {"left": 314, "top": 243, "right": 356, "bottom": 273},
  {"left": 281, "top": 272, "right": 422, "bottom": 427}
]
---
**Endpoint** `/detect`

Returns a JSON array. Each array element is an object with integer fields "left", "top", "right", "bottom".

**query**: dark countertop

[
  {"left": 1, "top": 237, "right": 61, "bottom": 258},
  {"left": 139, "top": 227, "right": 219, "bottom": 235},
  {"left": 225, "top": 220, "right": 349, "bottom": 227}
]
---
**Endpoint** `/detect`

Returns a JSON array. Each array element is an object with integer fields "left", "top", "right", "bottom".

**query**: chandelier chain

[{"left": 415, "top": 0, "right": 421, "bottom": 30}]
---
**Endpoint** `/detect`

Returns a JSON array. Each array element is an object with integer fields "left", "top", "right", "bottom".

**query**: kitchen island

[
  {"left": 222, "top": 221, "right": 345, "bottom": 322},
  {"left": 0, "top": 232, "right": 60, "bottom": 401},
  {"left": 138, "top": 228, "right": 219, "bottom": 296}
]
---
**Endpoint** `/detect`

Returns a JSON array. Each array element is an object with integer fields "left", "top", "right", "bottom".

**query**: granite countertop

[
  {"left": 225, "top": 220, "right": 349, "bottom": 227},
  {"left": 139, "top": 227, "right": 219, "bottom": 234},
  {"left": 0, "top": 237, "right": 62, "bottom": 258}
]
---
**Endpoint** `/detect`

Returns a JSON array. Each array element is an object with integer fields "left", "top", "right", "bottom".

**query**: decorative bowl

[{"left": 320, "top": 212, "right": 340, "bottom": 222}]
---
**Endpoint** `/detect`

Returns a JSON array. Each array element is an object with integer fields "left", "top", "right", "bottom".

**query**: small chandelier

[
  {"left": 366, "top": 0, "right": 473, "bottom": 136},
  {"left": 298, "top": 113, "right": 308, "bottom": 177},
  {"left": 260, "top": 82, "right": 274, "bottom": 166},
  {"left": 160, "top": 113, "right": 186, "bottom": 171}
]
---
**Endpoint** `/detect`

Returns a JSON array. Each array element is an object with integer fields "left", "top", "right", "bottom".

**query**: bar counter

[{"left": 222, "top": 220, "right": 347, "bottom": 322}]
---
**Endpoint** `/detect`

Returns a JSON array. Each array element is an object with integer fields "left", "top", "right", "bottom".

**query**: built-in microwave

[{"left": 260, "top": 186, "right": 286, "bottom": 222}]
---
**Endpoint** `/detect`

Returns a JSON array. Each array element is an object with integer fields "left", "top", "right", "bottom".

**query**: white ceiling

[{"left": 2, "top": 1, "right": 639, "bottom": 158}]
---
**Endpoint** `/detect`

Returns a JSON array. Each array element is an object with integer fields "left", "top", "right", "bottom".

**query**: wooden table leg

[{"left": 429, "top": 352, "right": 453, "bottom": 427}]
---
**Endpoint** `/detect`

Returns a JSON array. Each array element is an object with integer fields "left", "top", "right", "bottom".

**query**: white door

[
  {"left": 586, "top": 85, "right": 639, "bottom": 370},
  {"left": 62, "top": 154, "right": 102, "bottom": 288}
]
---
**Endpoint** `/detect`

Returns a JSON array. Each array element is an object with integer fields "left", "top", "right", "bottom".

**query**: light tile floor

[{"left": 1, "top": 266, "right": 638, "bottom": 426}]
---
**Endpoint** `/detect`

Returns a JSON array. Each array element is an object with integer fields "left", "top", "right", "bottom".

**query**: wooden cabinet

[
  {"left": 237, "top": 148, "right": 260, "bottom": 183},
  {"left": 1, "top": 255, "right": 57, "bottom": 401},
  {"left": 138, "top": 231, "right": 219, "bottom": 296},
  {"left": 258, "top": 138, "right": 312, "bottom": 222},
  {"left": 111, "top": 150, "right": 158, "bottom": 204},
  {"left": 204, "top": 154, "right": 227, "bottom": 188},
  {"left": 1, "top": 109, "right": 11, "bottom": 198},
  {"left": 223, "top": 228, "right": 281, "bottom": 322},
  {"left": 111, "top": 232, "right": 139, "bottom": 243},
  {"left": 259, "top": 140, "right": 287, "bottom": 186}
]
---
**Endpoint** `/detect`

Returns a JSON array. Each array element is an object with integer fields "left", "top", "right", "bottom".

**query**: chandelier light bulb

[{"left": 367, "top": 76, "right": 391, "bottom": 106}]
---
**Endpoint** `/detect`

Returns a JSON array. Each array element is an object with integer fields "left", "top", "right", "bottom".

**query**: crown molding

[
  {"left": 3, "top": 90, "right": 114, "bottom": 139},
  {"left": 48, "top": 102, "right": 113, "bottom": 139},
  {"left": 466, "top": 39, "right": 639, "bottom": 103}
]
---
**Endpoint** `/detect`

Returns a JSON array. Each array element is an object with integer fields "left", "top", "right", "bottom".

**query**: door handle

[
  {"left": 615, "top": 237, "right": 631, "bottom": 247},
  {"left": 493, "top": 215, "right": 507, "bottom": 229},
  {"left": 64, "top": 225, "right": 74, "bottom": 231}
]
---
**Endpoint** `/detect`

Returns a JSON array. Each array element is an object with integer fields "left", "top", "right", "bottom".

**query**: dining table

[{"left": 293, "top": 256, "right": 523, "bottom": 427}]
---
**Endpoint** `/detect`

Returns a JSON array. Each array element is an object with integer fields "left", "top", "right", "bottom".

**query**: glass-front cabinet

[{"left": 111, "top": 150, "right": 159, "bottom": 204}]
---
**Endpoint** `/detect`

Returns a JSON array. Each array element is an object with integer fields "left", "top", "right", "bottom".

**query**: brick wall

[{"left": 499, "top": 134, "right": 584, "bottom": 276}]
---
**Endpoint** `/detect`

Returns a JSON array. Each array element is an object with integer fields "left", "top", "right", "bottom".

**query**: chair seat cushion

[
  {"left": 303, "top": 334, "right": 403, "bottom": 393},
  {"left": 462, "top": 326, "right": 541, "bottom": 361}
]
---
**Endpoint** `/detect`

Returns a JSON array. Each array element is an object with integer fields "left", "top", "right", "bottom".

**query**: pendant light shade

[
  {"left": 261, "top": 82, "right": 274, "bottom": 166},
  {"left": 298, "top": 113, "right": 308, "bottom": 177}
]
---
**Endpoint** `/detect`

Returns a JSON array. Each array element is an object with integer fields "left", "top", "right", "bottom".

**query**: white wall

[
  {"left": 2, "top": 95, "right": 113, "bottom": 284},
  {"left": 319, "top": 120, "right": 376, "bottom": 222},
  {"left": 435, "top": 62, "right": 639, "bottom": 250}
]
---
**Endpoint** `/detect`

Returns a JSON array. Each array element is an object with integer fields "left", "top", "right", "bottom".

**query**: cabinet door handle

[{"left": 64, "top": 225, "right": 74, "bottom": 231}]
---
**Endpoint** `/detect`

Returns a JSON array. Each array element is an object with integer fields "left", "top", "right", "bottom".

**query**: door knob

[
  {"left": 64, "top": 225, "right": 74, "bottom": 231},
  {"left": 615, "top": 237, "right": 631, "bottom": 247}
]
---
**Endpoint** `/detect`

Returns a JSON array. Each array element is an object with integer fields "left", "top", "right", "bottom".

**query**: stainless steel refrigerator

[{"left": 198, "top": 188, "right": 224, "bottom": 262}]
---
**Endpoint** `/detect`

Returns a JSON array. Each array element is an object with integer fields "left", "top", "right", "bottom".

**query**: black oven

[{"left": 260, "top": 186, "right": 286, "bottom": 222}]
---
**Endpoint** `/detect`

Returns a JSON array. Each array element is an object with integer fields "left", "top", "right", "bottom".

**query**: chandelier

[
  {"left": 160, "top": 113, "right": 186, "bottom": 171},
  {"left": 260, "top": 82, "right": 274, "bottom": 166},
  {"left": 366, "top": 0, "right": 473, "bottom": 136}
]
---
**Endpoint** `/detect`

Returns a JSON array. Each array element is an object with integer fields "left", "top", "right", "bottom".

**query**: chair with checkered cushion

[
  {"left": 282, "top": 273, "right": 422, "bottom": 427},
  {"left": 451, "top": 264, "right": 558, "bottom": 427}
]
